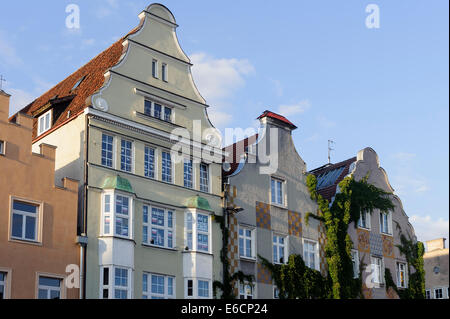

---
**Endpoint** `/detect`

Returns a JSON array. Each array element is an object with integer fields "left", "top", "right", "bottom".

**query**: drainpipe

[{"left": 76, "top": 235, "right": 88, "bottom": 299}]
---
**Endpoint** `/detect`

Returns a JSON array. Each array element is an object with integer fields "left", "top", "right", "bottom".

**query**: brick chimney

[{"left": 426, "top": 238, "right": 446, "bottom": 252}]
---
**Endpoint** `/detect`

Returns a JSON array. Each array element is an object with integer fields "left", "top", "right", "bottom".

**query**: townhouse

[
  {"left": 424, "top": 238, "right": 449, "bottom": 299},
  {"left": 310, "top": 147, "right": 416, "bottom": 299},
  {"left": 0, "top": 90, "right": 80, "bottom": 299},
  {"left": 13, "top": 4, "right": 224, "bottom": 299},
  {"left": 222, "top": 111, "right": 321, "bottom": 299}
]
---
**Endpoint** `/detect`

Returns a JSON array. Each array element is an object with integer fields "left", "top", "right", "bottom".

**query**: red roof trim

[{"left": 257, "top": 110, "right": 297, "bottom": 129}]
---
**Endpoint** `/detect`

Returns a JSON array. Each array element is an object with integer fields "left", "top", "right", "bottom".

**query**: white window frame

[
  {"left": 37, "top": 274, "right": 64, "bottom": 299},
  {"left": 370, "top": 256, "right": 384, "bottom": 285},
  {"left": 184, "top": 278, "right": 211, "bottom": 299},
  {"left": 143, "top": 99, "right": 173, "bottom": 123},
  {"left": 10, "top": 198, "right": 42, "bottom": 244},
  {"left": 37, "top": 109, "right": 52, "bottom": 136},
  {"left": 197, "top": 279, "right": 210, "bottom": 299},
  {"left": 396, "top": 262, "right": 407, "bottom": 288},
  {"left": 0, "top": 269, "right": 11, "bottom": 299},
  {"left": 152, "top": 59, "right": 158, "bottom": 78},
  {"left": 358, "top": 211, "right": 371, "bottom": 230},
  {"left": 143, "top": 273, "right": 175, "bottom": 299},
  {"left": 162, "top": 63, "right": 168, "bottom": 82},
  {"left": 199, "top": 163, "right": 210, "bottom": 193},
  {"left": 239, "top": 282, "right": 254, "bottom": 299},
  {"left": 101, "top": 266, "right": 111, "bottom": 299},
  {"left": 184, "top": 210, "right": 211, "bottom": 253},
  {"left": 351, "top": 249, "right": 360, "bottom": 279},
  {"left": 120, "top": 139, "right": 134, "bottom": 173},
  {"left": 101, "top": 133, "right": 115, "bottom": 168},
  {"left": 271, "top": 177, "right": 285, "bottom": 206},
  {"left": 425, "top": 289, "right": 431, "bottom": 299},
  {"left": 273, "top": 233, "right": 288, "bottom": 264},
  {"left": 162, "top": 150, "right": 173, "bottom": 183},
  {"left": 239, "top": 225, "right": 256, "bottom": 260},
  {"left": 142, "top": 205, "right": 175, "bottom": 249},
  {"left": 183, "top": 158, "right": 194, "bottom": 189},
  {"left": 0, "top": 140, "right": 5, "bottom": 155},
  {"left": 144, "top": 146, "right": 156, "bottom": 179},
  {"left": 379, "top": 211, "right": 393, "bottom": 235},
  {"left": 101, "top": 191, "right": 133, "bottom": 240},
  {"left": 303, "top": 239, "right": 320, "bottom": 271},
  {"left": 112, "top": 267, "right": 131, "bottom": 299},
  {"left": 434, "top": 287, "right": 444, "bottom": 299}
]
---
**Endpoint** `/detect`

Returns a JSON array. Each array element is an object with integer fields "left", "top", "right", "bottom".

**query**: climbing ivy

[
  {"left": 213, "top": 214, "right": 253, "bottom": 299},
  {"left": 259, "top": 254, "right": 332, "bottom": 299},
  {"left": 305, "top": 173, "right": 395, "bottom": 299}
]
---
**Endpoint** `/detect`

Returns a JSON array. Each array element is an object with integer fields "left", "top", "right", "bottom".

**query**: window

[
  {"left": 0, "top": 140, "right": 5, "bottom": 155},
  {"left": 198, "top": 280, "right": 210, "bottom": 298},
  {"left": 102, "top": 193, "right": 132, "bottom": 239},
  {"left": 239, "top": 227, "right": 255, "bottom": 259},
  {"left": 143, "top": 206, "right": 174, "bottom": 249},
  {"left": 271, "top": 178, "right": 284, "bottom": 205},
  {"left": 273, "top": 287, "right": 280, "bottom": 299},
  {"left": 38, "top": 276, "right": 61, "bottom": 299},
  {"left": 143, "top": 273, "right": 175, "bottom": 299},
  {"left": 101, "top": 267, "right": 110, "bottom": 299},
  {"left": 120, "top": 139, "right": 133, "bottom": 172},
  {"left": 38, "top": 110, "right": 52, "bottom": 136},
  {"left": 380, "top": 212, "right": 392, "bottom": 235},
  {"left": 397, "top": 262, "right": 407, "bottom": 288},
  {"left": 358, "top": 211, "right": 370, "bottom": 229},
  {"left": 239, "top": 283, "right": 253, "bottom": 299},
  {"left": 152, "top": 59, "right": 158, "bottom": 78},
  {"left": 273, "top": 234, "right": 286, "bottom": 264},
  {"left": 185, "top": 212, "right": 211, "bottom": 253},
  {"left": 0, "top": 272, "right": 6, "bottom": 299},
  {"left": 162, "top": 63, "right": 168, "bottom": 82},
  {"left": 143, "top": 100, "right": 173, "bottom": 123},
  {"left": 303, "top": 240, "right": 318, "bottom": 270},
  {"left": 144, "top": 146, "right": 155, "bottom": 179},
  {"left": 184, "top": 159, "right": 193, "bottom": 188},
  {"left": 200, "top": 164, "right": 209, "bottom": 193},
  {"left": 162, "top": 151, "right": 172, "bottom": 183},
  {"left": 101, "top": 134, "right": 114, "bottom": 168},
  {"left": 425, "top": 289, "right": 431, "bottom": 299},
  {"left": 187, "top": 279, "right": 193, "bottom": 297},
  {"left": 434, "top": 288, "right": 443, "bottom": 299},
  {"left": 11, "top": 200, "right": 39, "bottom": 242},
  {"left": 114, "top": 268, "right": 129, "bottom": 299},
  {"left": 71, "top": 75, "right": 86, "bottom": 91},
  {"left": 371, "top": 256, "right": 384, "bottom": 285},
  {"left": 351, "top": 250, "right": 359, "bottom": 279}
]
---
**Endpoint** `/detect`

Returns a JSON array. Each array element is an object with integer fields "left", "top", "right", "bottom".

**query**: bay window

[
  {"left": 102, "top": 192, "right": 133, "bottom": 239},
  {"left": 142, "top": 205, "right": 174, "bottom": 249},
  {"left": 184, "top": 211, "right": 211, "bottom": 253},
  {"left": 100, "top": 266, "right": 131, "bottom": 299}
]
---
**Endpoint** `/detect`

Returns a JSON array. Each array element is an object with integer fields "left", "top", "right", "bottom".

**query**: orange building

[{"left": 0, "top": 90, "right": 80, "bottom": 299}]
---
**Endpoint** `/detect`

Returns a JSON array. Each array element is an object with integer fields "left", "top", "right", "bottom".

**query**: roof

[
  {"left": 257, "top": 110, "right": 297, "bottom": 129},
  {"left": 223, "top": 134, "right": 259, "bottom": 177},
  {"left": 11, "top": 24, "right": 143, "bottom": 141},
  {"left": 309, "top": 157, "right": 357, "bottom": 202},
  {"left": 184, "top": 195, "right": 213, "bottom": 212},
  {"left": 101, "top": 175, "right": 134, "bottom": 193}
]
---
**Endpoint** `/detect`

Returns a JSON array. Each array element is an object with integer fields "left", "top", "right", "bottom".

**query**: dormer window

[
  {"left": 71, "top": 76, "right": 86, "bottom": 91},
  {"left": 162, "top": 63, "right": 168, "bottom": 82},
  {"left": 144, "top": 100, "right": 173, "bottom": 123},
  {"left": 38, "top": 110, "right": 52, "bottom": 136}
]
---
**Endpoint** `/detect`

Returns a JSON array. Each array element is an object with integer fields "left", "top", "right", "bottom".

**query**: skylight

[
  {"left": 71, "top": 76, "right": 86, "bottom": 91},
  {"left": 316, "top": 166, "right": 345, "bottom": 189}
]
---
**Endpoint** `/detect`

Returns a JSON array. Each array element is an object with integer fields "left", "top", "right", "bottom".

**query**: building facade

[
  {"left": 15, "top": 4, "right": 223, "bottom": 299},
  {"left": 424, "top": 238, "right": 449, "bottom": 299},
  {"left": 0, "top": 90, "right": 80, "bottom": 299},
  {"left": 223, "top": 111, "right": 321, "bottom": 299},
  {"left": 310, "top": 147, "right": 417, "bottom": 299}
]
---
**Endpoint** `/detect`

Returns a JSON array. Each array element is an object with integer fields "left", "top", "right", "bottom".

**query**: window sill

[
  {"left": 98, "top": 235, "right": 136, "bottom": 244},
  {"left": 358, "top": 226, "right": 371, "bottom": 231},
  {"left": 380, "top": 232, "right": 393, "bottom": 237},
  {"left": 182, "top": 250, "right": 213, "bottom": 257},
  {"left": 9, "top": 238, "right": 42, "bottom": 247},
  {"left": 239, "top": 256, "right": 257, "bottom": 263},
  {"left": 142, "top": 243, "right": 177, "bottom": 252},
  {"left": 270, "top": 203, "right": 287, "bottom": 210}
]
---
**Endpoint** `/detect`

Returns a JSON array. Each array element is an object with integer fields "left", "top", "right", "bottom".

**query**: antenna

[
  {"left": 328, "top": 140, "right": 335, "bottom": 164},
  {"left": 0, "top": 75, "right": 5, "bottom": 90}
]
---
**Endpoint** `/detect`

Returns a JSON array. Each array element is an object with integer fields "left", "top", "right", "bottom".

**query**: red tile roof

[
  {"left": 11, "top": 26, "right": 143, "bottom": 141},
  {"left": 257, "top": 110, "right": 297, "bottom": 129},
  {"left": 309, "top": 157, "right": 357, "bottom": 202}
]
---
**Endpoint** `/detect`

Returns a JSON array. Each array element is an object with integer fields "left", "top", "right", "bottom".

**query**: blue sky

[{"left": 0, "top": 0, "right": 448, "bottom": 244}]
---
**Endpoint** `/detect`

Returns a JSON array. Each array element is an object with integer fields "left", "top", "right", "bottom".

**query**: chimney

[
  {"left": 257, "top": 110, "right": 298, "bottom": 132},
  {"left": 0, "top": 90, "right": 11, "bottom": 122},
  {"left": 426, "top": 238, "right": 446, "bottom": 252}
]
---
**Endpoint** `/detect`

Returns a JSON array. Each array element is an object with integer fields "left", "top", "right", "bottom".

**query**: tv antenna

[
  {"left": 328, "top": 140, "right": 335, "bottom": 164},
  {"left": 0, "top": 75, "right": 6, "bottom": 90}
]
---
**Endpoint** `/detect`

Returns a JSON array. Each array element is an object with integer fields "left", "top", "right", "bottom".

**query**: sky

[{"left": 0, "top": 0, "right": 448, "bottom": 246}]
